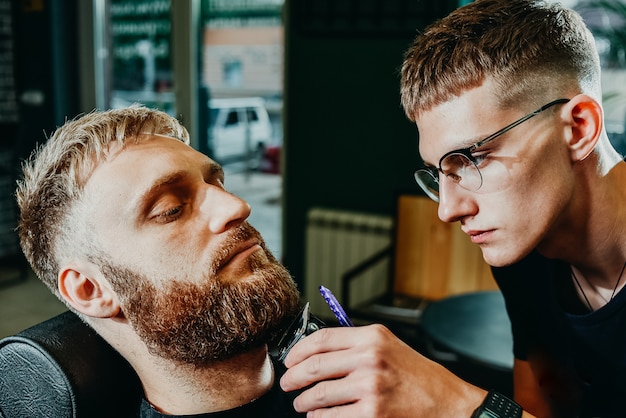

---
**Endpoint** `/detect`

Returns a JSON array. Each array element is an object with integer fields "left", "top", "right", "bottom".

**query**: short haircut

[{"left": 400, "top": 0, "right": 601, "bottom": 120}]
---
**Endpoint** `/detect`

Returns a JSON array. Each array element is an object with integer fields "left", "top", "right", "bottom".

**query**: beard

[{"left": 98, "top": 223, "right": 301, "bottom": 365}]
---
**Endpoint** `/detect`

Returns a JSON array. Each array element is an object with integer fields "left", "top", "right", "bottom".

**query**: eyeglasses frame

[{"left": 415, "top": 98, "right": 571, "bottom": 199}]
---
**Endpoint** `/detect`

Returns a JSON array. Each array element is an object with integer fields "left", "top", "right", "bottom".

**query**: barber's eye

[
  {"left": 470, "top": 153, "right": 488, "bottom": 168},
  {"left": 446, "top": 172, "right": 462, "bottom": 183}
]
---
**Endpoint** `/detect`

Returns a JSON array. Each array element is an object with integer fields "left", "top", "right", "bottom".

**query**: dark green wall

[
  {"left": 282, "top": 0, "right": 458, "bottom": 288},
  {"left": 12, "top": 0, "right": 80, "bottom": 164}
]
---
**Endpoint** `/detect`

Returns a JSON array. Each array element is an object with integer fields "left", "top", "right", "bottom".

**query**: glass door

[{"left": 93, "top": 0, "right": 285, "bottom": 259}]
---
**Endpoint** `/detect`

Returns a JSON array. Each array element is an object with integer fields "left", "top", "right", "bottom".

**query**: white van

[{"left": 208, "top": 97, "right": 273, "bottom": 163}]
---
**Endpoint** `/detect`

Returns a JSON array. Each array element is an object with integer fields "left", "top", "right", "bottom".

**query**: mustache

[{"left": 211, "top": 222, "right": 269, "bottom": 272}]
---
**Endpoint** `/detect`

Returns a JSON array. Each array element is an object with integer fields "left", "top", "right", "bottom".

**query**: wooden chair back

[{"left": 393, "top": 194, "right": 497, "bottom": 300}]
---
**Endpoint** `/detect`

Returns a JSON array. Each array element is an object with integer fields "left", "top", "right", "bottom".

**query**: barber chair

[{"left": 0, "top": 311, "right": 143, "bottom": 418}]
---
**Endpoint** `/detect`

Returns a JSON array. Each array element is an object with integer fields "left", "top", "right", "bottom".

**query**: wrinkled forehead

[
  {"left": 85, "top": 133, "right": 176, "bottom": 189},
  {"left": 78, "top": 133, "right": 183, "bottom": 183}
]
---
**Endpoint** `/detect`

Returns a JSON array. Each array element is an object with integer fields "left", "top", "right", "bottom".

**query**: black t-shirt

[
  {"left": 493, "top": 251, "right": 626, "bottom": 417},
  {"left": 139, "top": 360, "right": 304, "bottom": 418}
]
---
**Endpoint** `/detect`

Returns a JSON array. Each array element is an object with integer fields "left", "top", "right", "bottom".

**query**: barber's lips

[{"left": 465, "top": 229, "right": 493, "bottom": 244}]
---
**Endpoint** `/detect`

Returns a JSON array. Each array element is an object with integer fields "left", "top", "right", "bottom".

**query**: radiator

[{"left": 304, "top": 207, "right": 393, "bottom": 317}]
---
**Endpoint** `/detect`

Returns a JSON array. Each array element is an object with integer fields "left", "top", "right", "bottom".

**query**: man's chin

[{"left": 481, "top": 246, "right": 530, "bottom": 267}]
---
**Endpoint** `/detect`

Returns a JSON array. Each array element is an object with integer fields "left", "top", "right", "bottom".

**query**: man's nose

[
  {"left": 203, "top": 186, "right": 251, "bottom": 233},
  {"left": 437, "top": 175, "right": 476, "bottom": 223}
]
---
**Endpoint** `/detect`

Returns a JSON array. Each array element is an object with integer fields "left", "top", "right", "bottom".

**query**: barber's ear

[
  {"left": 58, "top": 262, "right": 121, "bottom": 318},
  {"left": 561, "top": 94, "right": 603, "bottom": 162}
]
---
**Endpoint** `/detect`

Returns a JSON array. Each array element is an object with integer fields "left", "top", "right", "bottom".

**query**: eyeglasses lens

[
  {"left": 440, "top": 153, "right": 483, "bottom": 191},
  {"left": 415, "top": 154, "right": 484, "bottom": 201},
  {"left": 414, "top": 169, "right": 440, "bottom": 202}
]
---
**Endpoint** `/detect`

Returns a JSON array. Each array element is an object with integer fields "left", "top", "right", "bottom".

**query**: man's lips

[
  {"left": 464, "top": 228, "right": 494, "bottom": 244},
  {"left": 220, "top": 239, "right": 263, "bottom": 269}
]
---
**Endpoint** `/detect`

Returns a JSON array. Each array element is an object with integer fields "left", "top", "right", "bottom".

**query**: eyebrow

[
  {"left": 421, "top": 140, "right": 473, "bottom": 168},
  {"left": 451, "top": 133, "right": 490, "bottom": 152},
  {"left": 208, "top": 161, "right": 225, "bottom": 183},
  {"left": 422, "top": 130, "right": 495, "bottom": 168}
]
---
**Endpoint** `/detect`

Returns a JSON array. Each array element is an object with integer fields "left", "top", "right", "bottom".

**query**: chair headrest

[{"left": 0, "top": 311, "right": 142, "bottom": 418}]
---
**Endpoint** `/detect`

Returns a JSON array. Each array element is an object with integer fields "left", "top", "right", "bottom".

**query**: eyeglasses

[{"left": 414, "top": 98, "right": 570, "bottom": 202}]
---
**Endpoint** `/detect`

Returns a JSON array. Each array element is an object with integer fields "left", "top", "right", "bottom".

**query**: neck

[
  {"left": 107, "top": 326, "right": 275, "bottom": 416},
  {"left": 93, "top": 319, "right": 277, "bottom": 415},
  {"left": 141, "top": 346, "right": 274, "bottom": 415},
  {"left": 570, "top": 261, "right": 626, "bottom": 311},
  {"left": 538, "top": 159, "right": 626, "bottom": 272}
]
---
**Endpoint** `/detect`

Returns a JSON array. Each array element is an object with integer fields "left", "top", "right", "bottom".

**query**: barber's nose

[
  {"left": 204, "top": 186, "right": 251, "bottom": 233},
  {"left": 437, "top": 176, "right": 476, "bottom": 223}
]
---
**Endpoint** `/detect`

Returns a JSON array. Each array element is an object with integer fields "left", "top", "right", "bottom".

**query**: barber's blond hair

[
  {"left": 16, "top": 105, "right": 189, "bottom": 298},
  {"left": 400, "top": 0, "right": 601, "bottom": 120}
]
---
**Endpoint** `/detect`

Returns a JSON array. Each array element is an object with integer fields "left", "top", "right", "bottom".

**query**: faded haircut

[
  {"left": 16, "top": 105, "right": 189, "bottom": 300},
  {"left": 400, "top": 0, "right": 601, "bottom": 120}
]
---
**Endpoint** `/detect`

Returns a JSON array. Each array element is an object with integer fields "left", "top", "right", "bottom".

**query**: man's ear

[
  {"left": 561, "top": 94, "right": 603, "bottom": 163},
  {"left": 58, "top": 262, "right": 120, "bottom": 318}
]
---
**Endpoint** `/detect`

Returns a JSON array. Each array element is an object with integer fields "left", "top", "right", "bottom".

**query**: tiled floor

[{"left": 0, "top": 170, "right": 282, "bottom": 339}]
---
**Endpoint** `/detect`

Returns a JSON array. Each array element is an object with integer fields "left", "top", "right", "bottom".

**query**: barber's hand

[{"left": 279, "top": 324, "right": 486, "bottom": 418}]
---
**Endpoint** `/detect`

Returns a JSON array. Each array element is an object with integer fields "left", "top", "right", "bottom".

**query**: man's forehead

[
  {"left": 92, "top": 134, "right": 187, "bottom": 170},
  {"left": 415, "top": 86, "right": 504, "bottom": 162},
  {"left": 83, "top": 139, "right": 165, "bottom": 210},
  {"left": 83, "top": 135, "right": 211, "bottom": 211}
]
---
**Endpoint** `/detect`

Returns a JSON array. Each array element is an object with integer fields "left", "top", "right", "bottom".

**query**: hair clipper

[{"left": 269, "top": 302, "right": 325, "bottom": 364}]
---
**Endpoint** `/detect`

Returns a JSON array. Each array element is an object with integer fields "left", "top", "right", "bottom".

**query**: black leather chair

[{"left": 0, "top": 311, "right": 143, "bottom": 418}]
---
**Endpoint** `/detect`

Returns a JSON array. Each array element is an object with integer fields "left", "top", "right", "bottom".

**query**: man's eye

[
  {"left": 154, "top": 205, "right": 184, "bottom": 223},
  {"left": 446, "top": 172, "right": 462, "bottom": 183},
  {"left": 470, "top": 152, "right": 488, "bottom": 168}
]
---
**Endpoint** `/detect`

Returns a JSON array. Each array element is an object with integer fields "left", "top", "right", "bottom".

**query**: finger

[
  {"left": 281, "top": 347, "right": 357, "bottom": 391},
  {"left": 294, "top": 375, "right": 389, "bottom": 418},
  {"left": 283, "top": 326, "right": 363, "bottom": 367},
  {"left": 305, "top": 403, "right": 364, "bottom": 418},
  {"left": 281, "top": 324, "right": 395, "bottom": 392},
  {"left": 292, "top": 377, "right": 359, "bottom": 413}
]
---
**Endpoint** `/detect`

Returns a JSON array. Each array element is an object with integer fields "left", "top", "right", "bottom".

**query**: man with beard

[{"left": 15, "top": 105, "right": 304, "bottom": 417}]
